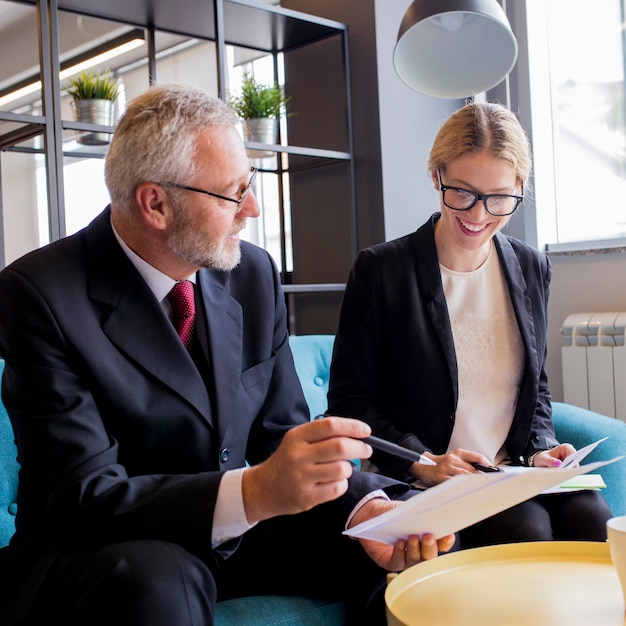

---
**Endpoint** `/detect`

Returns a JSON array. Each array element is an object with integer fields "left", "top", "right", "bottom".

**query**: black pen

[
  {"left": 470, "top": 462, "right": 501, "bottom": 473},
  {"left": 363, "top": 435, "right": 437, "bottom": 466},
  {"left": 313, "top": 415, "right": 437, "bottom": 466}
]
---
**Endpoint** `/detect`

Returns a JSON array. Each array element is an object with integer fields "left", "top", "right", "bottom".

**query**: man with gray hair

[{"left": 0, "top": 83, "right": 453, "bottom": 625}]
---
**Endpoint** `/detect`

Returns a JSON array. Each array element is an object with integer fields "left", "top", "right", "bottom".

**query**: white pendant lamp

[{"left": 393, "top": 0, "right": 518, "bottom": 99}]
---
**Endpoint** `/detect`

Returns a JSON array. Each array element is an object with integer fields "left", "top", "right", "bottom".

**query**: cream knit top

[{"left": 441, "top": 243, "right": 525, "bottom": 465}]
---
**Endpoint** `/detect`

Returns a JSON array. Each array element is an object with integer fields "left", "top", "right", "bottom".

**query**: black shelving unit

[{"left": 1, "top": 0, "right": 356, "bottom": 333}]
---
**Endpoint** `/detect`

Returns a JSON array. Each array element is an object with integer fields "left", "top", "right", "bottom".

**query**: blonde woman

[{"left": 328, "top": 102, "right": 612, "bottom": 548}]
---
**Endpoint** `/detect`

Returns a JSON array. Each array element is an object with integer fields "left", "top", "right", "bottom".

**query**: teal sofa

[{"left": 1, "top": 335, "right": 625, "bottom": 624}]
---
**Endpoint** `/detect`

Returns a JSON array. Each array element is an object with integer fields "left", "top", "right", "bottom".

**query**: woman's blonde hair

[{"left": 428, "top": 102, "right": 532, "bottom": 184}]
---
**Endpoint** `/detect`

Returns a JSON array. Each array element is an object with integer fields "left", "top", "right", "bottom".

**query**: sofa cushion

[
  {"left": 214, "top": 594, "right": 348, "bottom": 625},
  {"left": 288, "top": 334, "right": 335, "bottom": 419}
]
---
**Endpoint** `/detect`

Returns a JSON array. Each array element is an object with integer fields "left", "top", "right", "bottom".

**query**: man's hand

[
  {"left": 242, "top": 417, "right": 373, "bottom": 524},
  {"left": 349, "top": 498, "right": 456, "bottom": 571}
]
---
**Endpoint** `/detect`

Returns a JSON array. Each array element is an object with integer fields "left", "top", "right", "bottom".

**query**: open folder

[{"left": 344, "top": 454, "right": 623, "bottom": 545}]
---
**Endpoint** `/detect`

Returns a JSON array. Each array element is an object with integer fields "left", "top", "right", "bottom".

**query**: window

[{"left": 526, "top": 0, "right": 626, "bottom": 250}]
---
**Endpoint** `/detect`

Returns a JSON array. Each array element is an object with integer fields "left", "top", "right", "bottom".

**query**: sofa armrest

[
  {"left": 552, "top": 401, "right": 626, "bottom": 516},
  {"left": 0, "top": 360, "right": 18, "bottom": 547}
]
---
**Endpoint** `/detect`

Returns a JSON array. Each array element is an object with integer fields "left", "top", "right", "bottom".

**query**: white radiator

[{"left": 561, "top": 312, "right": 626, "bottom": 422}]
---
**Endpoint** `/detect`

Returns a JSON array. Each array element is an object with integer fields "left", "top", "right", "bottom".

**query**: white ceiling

[
  {"left": 0, "top": 1, "right": 281, "bottom": 37},
  {"left": 0, "top": 2, "right": 32, "bottom": 30}
]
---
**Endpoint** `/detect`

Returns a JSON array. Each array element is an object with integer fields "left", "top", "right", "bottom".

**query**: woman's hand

[
  {"left": 409, "top": 448, "right": 495, "bottom": 486},
  {"left": 529, "top": 443, "right": 576, "bottom": 467}
]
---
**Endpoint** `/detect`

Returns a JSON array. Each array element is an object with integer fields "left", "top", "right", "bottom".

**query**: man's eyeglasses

[
  {"left": 437, "top": 169, "right": 523, "bottom": 217},
  {"left": 158, "top": 167, "right": 258, "bottom": 207}
]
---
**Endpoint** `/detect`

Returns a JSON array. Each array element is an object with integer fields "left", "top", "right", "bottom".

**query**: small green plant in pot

[
  {"left": 228, "top": 72, "right": 291, "bottom": 120},
  {"left": 65, "top": 68, "right": 120, "bottom": 101},
  {"left": 65, "top": 69, "right": 120, "bottom": 145},
  {"left": 228, "top": 72, "right": 291, "bottom": 158}
]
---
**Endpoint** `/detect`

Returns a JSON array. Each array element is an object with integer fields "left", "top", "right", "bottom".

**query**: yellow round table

[{"left": 386, "top": 541, "right": 625, "bottom": 626}]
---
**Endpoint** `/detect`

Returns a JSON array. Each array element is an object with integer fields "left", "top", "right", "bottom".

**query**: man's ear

[{"left": 135, "top": 182, "right": 171, "bottom": 231}]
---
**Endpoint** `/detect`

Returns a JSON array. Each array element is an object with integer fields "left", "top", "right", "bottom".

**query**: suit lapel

[
  {"left": 197, "top": 269, "right": 243, "bottom": 442},
  {"left": 412, "top": 215, "right": 460, "bottom": 404},
  {"left": 84, "top": 209, "right": 214, "bottom": 426}
]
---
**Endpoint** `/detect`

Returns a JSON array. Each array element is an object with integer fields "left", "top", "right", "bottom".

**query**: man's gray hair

[{"left": 105, "top": 83, "right": 239, "bottom": 207}]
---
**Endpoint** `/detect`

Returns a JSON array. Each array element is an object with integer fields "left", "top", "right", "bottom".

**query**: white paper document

[
  {"left": 344, "top": 456, "right": 623, "bottom": 544},
  {"left": 559, "top": 436, "right": 608, "bottom": 468}
]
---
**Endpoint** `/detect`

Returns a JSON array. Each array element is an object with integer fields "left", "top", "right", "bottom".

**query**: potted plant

[
  {"left": 64, "top": 69, "right": 120, "bottom": 145},
  {"left": 228, "top": 72, "right": 291, "bottom": 158}
]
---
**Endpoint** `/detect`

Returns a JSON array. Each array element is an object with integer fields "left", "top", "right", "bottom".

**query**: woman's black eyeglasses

[{"left": 437, "top": 169, "right": 523, "bottom": 217}]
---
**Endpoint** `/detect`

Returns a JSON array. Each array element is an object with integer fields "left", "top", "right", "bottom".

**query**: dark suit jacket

[
  {"left": 328, "top": 213, "right": 559, "bottom": 479},
  {"left": 0, "top": 208, "right": 405, "bottom": 611}
]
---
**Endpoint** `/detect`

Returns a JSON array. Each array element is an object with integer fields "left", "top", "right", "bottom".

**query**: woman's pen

[
  {"left": 363, "top": 435, "right": 437, "bottom": 466},
  {"left": 364, "top": 437, "right": 501, "bottom": 472}
]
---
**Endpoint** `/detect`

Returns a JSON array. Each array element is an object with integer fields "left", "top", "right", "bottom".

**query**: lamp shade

[{"left": 393, "top": 0, "right": 518, "bottom": 98}]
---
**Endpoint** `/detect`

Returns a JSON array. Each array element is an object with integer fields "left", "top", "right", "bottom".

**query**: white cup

[{"left": 607, "top": 515, "right": 626, "bottom": 607}]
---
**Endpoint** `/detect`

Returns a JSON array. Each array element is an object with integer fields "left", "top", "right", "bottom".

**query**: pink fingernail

[{"left": 553, "top": 459, "right": 562, "bottom": 467}]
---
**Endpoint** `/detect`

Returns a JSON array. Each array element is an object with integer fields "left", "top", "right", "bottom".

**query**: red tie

[{"left": 168, "top": 280, "right": 196, "bottom": 351}]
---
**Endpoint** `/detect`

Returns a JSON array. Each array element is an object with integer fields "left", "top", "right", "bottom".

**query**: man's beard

[{"left": 167, "top": 197, "right": 242, "bottom": 271}]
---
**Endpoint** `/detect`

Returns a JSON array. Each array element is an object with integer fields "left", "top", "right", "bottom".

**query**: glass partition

[{"left": 0, "top": 1, "right": 45, "bottom": 264}]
